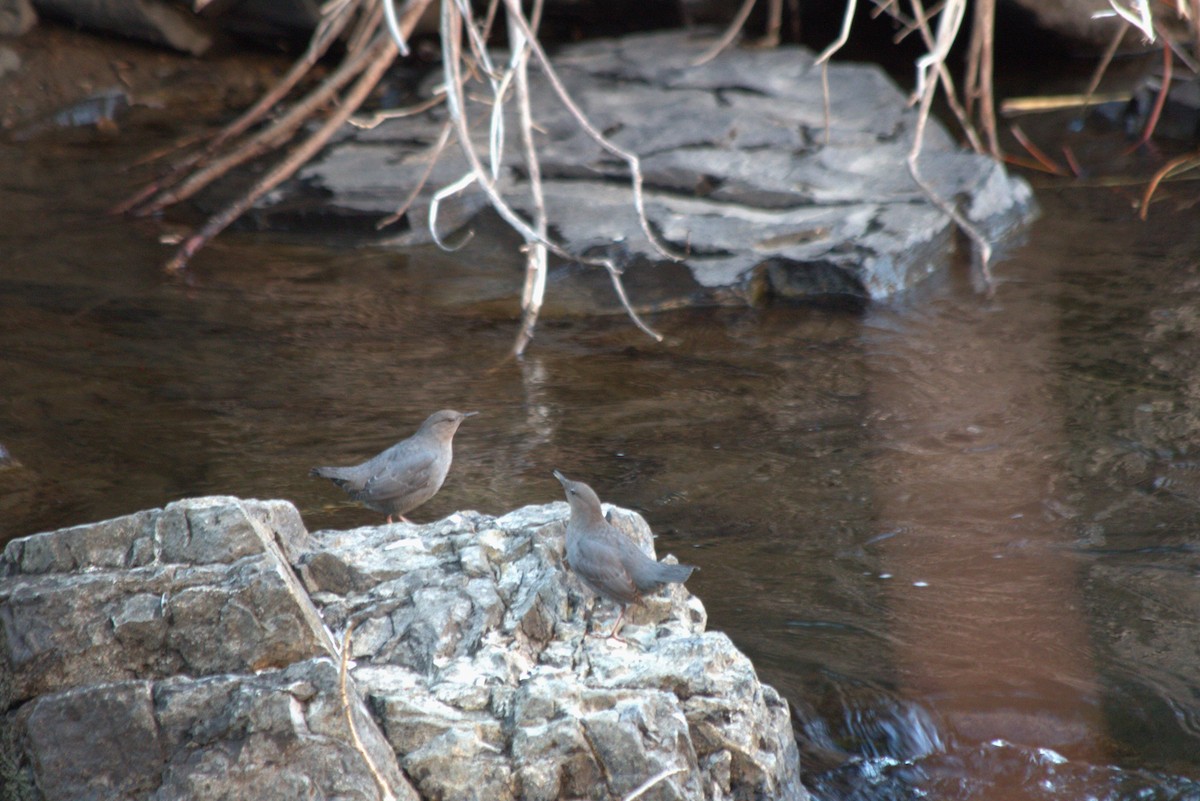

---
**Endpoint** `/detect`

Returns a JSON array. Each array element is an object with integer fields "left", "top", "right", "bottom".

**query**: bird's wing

[
  {"left": 573, "top": 536, "right": 641, "bottom": 604},
  {"left": 355, "top": 444, "right": 437, "bottom": 505}
]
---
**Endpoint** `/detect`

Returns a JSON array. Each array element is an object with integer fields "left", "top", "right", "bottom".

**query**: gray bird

[
  {"left": 553, "top": 470, "right": 696, "bottom": 642},
  {"left": 311, "top": 410, "right": 476, "bottom": 523}
]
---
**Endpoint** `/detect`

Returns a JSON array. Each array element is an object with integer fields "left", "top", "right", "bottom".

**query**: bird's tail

[
  {"left": 637, "top": 560, "right": 696, "bottom": 591},
  {"left": 310, "top": 466, "right": 353, "bottom": 483}
]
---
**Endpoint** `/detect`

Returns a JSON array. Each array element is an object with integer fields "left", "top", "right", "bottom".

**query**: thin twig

[
  {"left": 339, "top": 623, "right": 398, "bottom": 801},
  {"left": 692, "top": 0, "right": 758, "bottom": 66},
  {"left": 622, "top": 767, "right": 688, "bottom": 801},
  {"left": 376, "top": 122, "right": 454, "bottom": 229},
  {"left": 510, "top": 0, "right": 548, "bottom": 358},
  {"left": 434, "top": 0, "right": 663, "bottom": 340},
  {"left": 1010, "top": 123, "right": 1069, "bottom": 175},
  {"left": 112, "top": 0, "right": 366, "bottom": 217},
  {"left": 1125, "top": 39, "right": 1172, "bottom": 153},
  {"left": 814, "top": 0, "right": 858, "bottom": 144},
  {"left": 502, "top": 2, "right": 684, "bottom": 264},
  {"left": 165, "top": 31, "right": 403, "bottom": 272},
  {"left": 1139, "top": 149, "right": 1200, "bottom": 219},
  {"left": 905, "top": 0, "right": 994, "bottom": 288},
  {"left": 140, "top": 26, "right": 393, "bottom": 217},
  {"left": 350, "top": 92, "right": 446, "bottom": 129},
  {"left": 763, "top": 0, "right": 783, "bottom": 46},
  {"left": 966, "top": 0, "right": 999, "bottom": 156}
]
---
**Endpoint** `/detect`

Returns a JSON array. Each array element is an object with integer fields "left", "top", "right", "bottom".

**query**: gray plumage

[
  {"left": 553, "top": 470, "right": 695, "bottom": 641},
  {"left": 311, "top": 410, "right": 476, "bottom": 522}
]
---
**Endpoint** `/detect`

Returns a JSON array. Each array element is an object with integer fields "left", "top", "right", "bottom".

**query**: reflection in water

[{"left": 3, "top": 129, "right": 1200, "bottom": 799}]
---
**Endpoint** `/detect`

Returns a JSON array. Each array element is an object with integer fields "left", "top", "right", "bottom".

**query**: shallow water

[{"left": 3, "top": 93, "right": 1200, "bottom": 800}]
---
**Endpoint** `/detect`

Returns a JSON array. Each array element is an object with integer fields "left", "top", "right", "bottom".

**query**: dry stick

[
  {"left": 1081, "top": 22, "right": 1128, "bottom": 113},
  {"left": 213, "top": 0, "right": 366, "bottom": 151},
  {"left": 141, "top": 30, "right": 393, "bottom": 218},
  {"left": 351, "top": 91, "right": 446, "bottom": 130},
  {"left": 164, "top": 31, "right": 403, "bottom": 273},
  {"left": 1139, "top": 149, "right": 1200, "bottom": 219},
  {"left": 339, "top": 623, "right": 399, "bottom": 801},
  {"left": 347, "top": 0, "right": 387, "bottom": 55},
  {"left": 505, "top": 2, "right": 684, "bottom": 264},
  {"left": 376, "top": 122, "right": 454, "bottom": 229},
  {"left": 905, "top": 0, "right": 994, "bottom": 288},
  {"left": 1126, "top": 40, "right": 1172, "bottom": 154},
  {"left": 905, "top": 0, "right": 984, "bottom": 153},
  {"left": 622, "top": 767, "right": 689, "bottom": 801},
  {"left": 815, "top": 0, "right": 858, "bottom": 144},
  {"left": 510, "top": 1, "right": 549, "bottom": 359},
  {"left": 763, "top": 0, "right": 783, "bottom": 46},
  {"left": 1009, "top": 123, "right": 1068, "bottom": 175},
  {"left": 111, "top": 0, "right": 366, "bottom": 216},
  {"left": 1193, "top": 0, "right": 1200, "bottom": 64},
  {"left": 432, "top": 0, "right": 662, "bottom": 340},
  {"left": 692, "top": 0, "right": 758, "bottom": 66},
  {"left": 966, "top": 0, "right": 999, "bottom": 157}
]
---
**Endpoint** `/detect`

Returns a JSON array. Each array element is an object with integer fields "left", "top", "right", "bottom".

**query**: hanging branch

[
  {"left": 814, "top": 0, "right": 858, "bottom": 144},
  {"left": 164, "top": 30, "right": 402, "bottom": 272},
  {"left": 423, "top": 0, "right": 665, "bottom": 341},
  {"left": 905, "top": 0, "right": 994, "bottom": 288},
  {"left": 963, "top": 0, "right": 999, "bottom": 157},
  {"left": 112, "top": 0, "right": 372, "bottom": 216},
  {"left": 509, "top": 0, "right": 549, "bottom": 358}
]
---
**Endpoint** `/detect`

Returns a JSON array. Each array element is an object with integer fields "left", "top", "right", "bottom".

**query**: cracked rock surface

[
  {"left": 1, "top": 496, "right": 804, "bottom": 801},
  {"left": 269, "top": 29, "right": 1034, "bottom": 305}
]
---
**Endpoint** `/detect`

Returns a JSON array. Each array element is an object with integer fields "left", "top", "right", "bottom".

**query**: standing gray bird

[
  {"left": 311, "top": 410, "right": 476, "bottom": 523},
  {"left": 553, "top": 470, "right": 696, "bottom": 642}
]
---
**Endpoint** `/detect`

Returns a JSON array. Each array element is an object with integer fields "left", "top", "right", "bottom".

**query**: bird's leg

[{"left": 589, "top": 605, "right": 629, "bottom": 644}]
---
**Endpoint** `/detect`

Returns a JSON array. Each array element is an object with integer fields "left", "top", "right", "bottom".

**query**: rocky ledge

[
  {"left": 265, "top": 30, "right": 1035, "bottom": 305},
  {"left": 0, "top": 497, "right": 804, "bottom": 801}
]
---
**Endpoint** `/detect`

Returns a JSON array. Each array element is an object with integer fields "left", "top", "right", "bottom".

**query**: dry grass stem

[
  {"left": 905, "top": 0, "right": 994, "bottom": 288},
  {"left": 339, "top": 623, "right": 399, "bottom": 801},
  {"left": 1139, "top": 149, "right": 1200, "bottom": 218},
  {"left": 165, "top": 31, "right": 403, "bottom": 272},
  {"left": 622, "top": 767, "right": 689, "bottom": 801},
  {"left": 510, "top": 0, "right": 549, "bottom": 358},
  {"left": 815, "top": 0, "right": 858, "bottom": 143},
  {"left": 692, "top": 0, "right": 759, "bottom": 66}
]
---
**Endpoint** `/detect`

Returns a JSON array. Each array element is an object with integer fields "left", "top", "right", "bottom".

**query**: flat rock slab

[
  {"left": 1, "top": 496, "right": 806, "bottom": 801},
  {"left": 272, "top": 29, "right": 1034, "bottom": 303}
]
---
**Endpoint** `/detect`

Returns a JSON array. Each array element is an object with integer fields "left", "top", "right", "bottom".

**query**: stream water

[{"left": 3, "top": 66, "right": 1200, "bottom": 801}]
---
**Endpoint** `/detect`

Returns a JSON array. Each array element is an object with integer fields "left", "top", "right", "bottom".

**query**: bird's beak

[
  {"left": 463, "top": 411, "right": 480, "bottom": 418},
  {"left": 553, "top": 469, "right": 569, "bottom": 486}
]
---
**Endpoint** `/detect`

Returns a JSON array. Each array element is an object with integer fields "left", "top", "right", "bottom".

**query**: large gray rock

[
  {"left": 0, "top": 497, "right": 804, "bottom": 801},
  {"left": 271, "top": 30, "right": 1034, "bottom": 304}
]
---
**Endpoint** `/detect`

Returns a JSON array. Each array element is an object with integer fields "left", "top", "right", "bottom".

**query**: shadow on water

[{"left": 3, "top": 100, "right": 1200, "bottom": 801}]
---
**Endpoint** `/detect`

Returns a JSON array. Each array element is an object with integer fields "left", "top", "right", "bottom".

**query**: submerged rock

[
  {"left": 266, "top": 29, "right": 1034, "bottom": 305},
  {"left": 0, "top": 496, "right": 805, "bottom": 801}
]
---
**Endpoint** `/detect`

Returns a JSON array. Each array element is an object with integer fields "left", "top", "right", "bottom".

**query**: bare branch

[
  {"left": 692, "top": 0, "right": 758, "bottom": 66},
  {"left": 622, "top": 767, "right": 688, "bottom": 801},
  {"left": 905, "top": 0, "right": 994, "bottom": 289}
]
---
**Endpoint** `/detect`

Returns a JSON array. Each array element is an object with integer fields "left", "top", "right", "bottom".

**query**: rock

[
  {"left": 30, "top": 0, "right": 212, "bottom": 54},
  {"left": 14, "top": 659, "right": 413, "bottom": 801},
  {"left": 1008, "top": 0, "right": 1127, "bottom": 47},
  {"left": 1, "top": 496, "right": 806, "bottom": 801},
  {"left": 0, "top": 497, "right": 330, "bottom": 705},
  {"left": 0, "top": 46, "right": 20, "bottom": 80},
  {"left": 267, "top": 30, "right": 1034, "bottom": 305},
  {"left": 0, "top": 0, "right": 35, "bottom": 37}
]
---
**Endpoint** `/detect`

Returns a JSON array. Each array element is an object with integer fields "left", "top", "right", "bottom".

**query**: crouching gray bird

[
  {"left": 553, "top": 469, "right": 696, "bottom": 643},
  {"left": 311, "top": 409, "right": 476, "bottom": 523}
]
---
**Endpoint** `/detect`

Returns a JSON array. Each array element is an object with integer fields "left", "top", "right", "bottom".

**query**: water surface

[{"left": 3, "top": 90, "right": 1200, "bottom": 801}]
